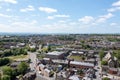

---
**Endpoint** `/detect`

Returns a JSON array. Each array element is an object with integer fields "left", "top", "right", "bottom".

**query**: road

[
  {"left": 28, "top": 52, "right": 55, "bottom": 80},
  {"left": 94, "top": 56, "right": 102, "bottom": 80},
  {"left": 28, "top": 52, "right": 37, "bottom": 71}
]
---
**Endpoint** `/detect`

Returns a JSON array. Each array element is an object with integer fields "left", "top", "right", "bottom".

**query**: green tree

[
  {"left": 102, "top": 77, "right": 110, "bottom": 80},
  {"left": 81, "top": 56, "right": 85, "bottom": 61},
  {"left": 0, "top": 58, "right": 10, "bottom": 66},
  {"left": 48, "top": 46, "right": 51, "bottom": 52},
  {"left": 1, "top": 75, "right": 10, "bottom": 80},
  {"left": 20, "top": 48, "right": 27, "bottom": 55},
  {"left": 42, "top": 47, "right": 48, "bottom": 53},
  {"left": 17, "top": 62, "right": 29, "bottom": 75},
  {"left": 3, "top": 50, "right": 12, "bottom": 57},
  {"left": 113, "top": 50, "right": 120, "bottom": 59},
  {"left": 99, "top": 51, "right": 104, "bottom": 61},
  {"left": 2, "top": 66, "right": 12, "bottom": 76},
  {"left": 101, "top": 60, "right": 108, "bottom": 65},
  {"left": 12, "top": 69, "right": 18, "bottom": 77},
  {"left": 0, "top": 73, "right": 2, "bottom": 80},
  {"left": 29, "top": 48, "right": 36, "bottom": 52},
  {"left": 77, "top": 69, "right": 83, "bottom": 75},
  {"left": 18, "top": 75, "right": 23, "bottom": 80}
]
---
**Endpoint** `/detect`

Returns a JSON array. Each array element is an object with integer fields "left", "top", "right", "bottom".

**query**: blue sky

[{"left": 0, "top": 0, "right": 120, "bottom": 33}]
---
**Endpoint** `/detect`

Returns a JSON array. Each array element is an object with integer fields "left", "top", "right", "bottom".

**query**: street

[{"left": 28, "top": 52, "right": 37, "bottom": 71}]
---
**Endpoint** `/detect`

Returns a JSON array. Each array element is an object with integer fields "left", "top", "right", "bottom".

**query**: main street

[
  {"left": 28, "top": 52, "right": 55, "bottom": 80},
  {"left": 94, "top": 55, "right": 102, "bottom": 80},
  {"left": 28, "top": 52, "right": 37, "bottom": 71}
]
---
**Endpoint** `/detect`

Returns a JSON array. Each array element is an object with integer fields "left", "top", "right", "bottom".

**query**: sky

[{"left": 0, "top": 0, "right": 120, "bottom": 34}]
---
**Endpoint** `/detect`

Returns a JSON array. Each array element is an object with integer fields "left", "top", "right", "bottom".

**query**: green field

[
  {"left": 68, "top": 55, "right": 82, "bottom": 61},
  {"left": 6, "top": 55, "right": 29, "bottom": 61}
]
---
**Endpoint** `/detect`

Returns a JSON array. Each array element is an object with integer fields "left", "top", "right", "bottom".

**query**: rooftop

[
  {"left": 69, "top": 75, "right": 80, "bottom": 80},
  {"left": 46, "top": 51, "right": 64, "bottom": 56},
  {"left": 70, "top": 61, "right": 94, "bottom": 67}
]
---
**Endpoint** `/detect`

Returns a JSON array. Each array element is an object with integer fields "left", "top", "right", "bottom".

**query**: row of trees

[
  {"left": 0, "top": 58, "right": 10, "bottom": 66},
  {"left": 28, "top": 48, "right": 36, "bottom": 52},
  {"left": 0, "top": 48, "right": 27, "bottom": 57},
  {"left": 99, "top": 51, "right": 104, "bottom": 61},
  {"left": 100, "top": 50, "right": 120, "bottom": 61},
  {"left": 113, "top": 50, "right": 120, "bottom": 60},
  {"left": 1, "top": 62, "right": 29, "bottom": 80}
]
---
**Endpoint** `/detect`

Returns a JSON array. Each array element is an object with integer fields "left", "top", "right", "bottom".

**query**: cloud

[
  {"left": 112, "top": 0, "right": 120, "bottom": 7},
  {"left": 47, "top": 16, "right": 54, "bottom": 19},
  {"left": 58, "top": 20, "right": 66, "bottom": 23},
  {"left": 107, "top": 0, "right": 120, "bottom": 12},
  {"left": 107, "top": 7, "right": 120, "bottom": 12},
  {"left": 47, "top": 14, "right": 70, "bottom": 19},
  {"left": 0, "top": 0, "right": 17, "bottom": 4},
  {"left": 39, "top": 7, "right": 57, "bottom": 13},
  {"left": 69, "top": 22, "right": 78, "bottom": 25},
  {"left": 0, "top": 13, "right": 11, "bottom": 18},
  {"left": 78, "top": 16, "right": 94, "bottom": 24},
  {"left": 110, "top": 23, "right": 117, "bottom": 26},
  {"left": 96, "top": 13, "right": 114, "bottom": 23},
  {"left": 20, "top": 5, "right": 35, "bottom": 12},
  {"left": 11, "top": 20, "right": 37, "bottom": 27},
  {"left": 78, "top": 13, "right": 114, "bottom": 25},
  {"left": 0, "top": 24, "right": 12, "bottom": 32},
  {"left": 40, "top": 23, "right": 77, "bottom": 33},
  {"left": 6, "top": 8, "right": 11, "bottom": 11},
  {"left": 55, "top": 15, "right": 70, "bottom": 18},
  {"left": 31, "top": 20, "right": 37, "bottom": 24}
]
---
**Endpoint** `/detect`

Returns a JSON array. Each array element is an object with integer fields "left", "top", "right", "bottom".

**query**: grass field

[
  {"left": 68, "top": 55, "right": 82, "bottom": 61},
  {"left": 6, "top": 54, "right": 29, "bottom": 61}
]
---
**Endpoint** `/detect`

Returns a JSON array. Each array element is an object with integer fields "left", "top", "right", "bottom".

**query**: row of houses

[
  {"left": 102, "top": 52, "right": 120, "bottom": 76},
  {"left": 36, "top": 50, "right": 96, "bottom": 80}
]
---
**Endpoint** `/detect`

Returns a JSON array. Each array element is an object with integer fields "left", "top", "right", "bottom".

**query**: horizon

[
  {"left": 0, "top": 0, "right": 120, "bottom": 33},
  {"left": 0, "top": 32, "right": 120, "bottom": 35}
]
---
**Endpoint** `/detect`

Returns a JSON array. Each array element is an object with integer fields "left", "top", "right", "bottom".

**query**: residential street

[
  {"left": 28, "top": 52, "right": 37, "bottom": 71},
  {"left": 94, "top": 56, "right": 102, "bottom": 80}
]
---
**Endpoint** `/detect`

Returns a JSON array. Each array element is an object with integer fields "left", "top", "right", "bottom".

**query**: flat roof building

[{"left": 45, "top": 51, "right": 65, "bottom": 59}]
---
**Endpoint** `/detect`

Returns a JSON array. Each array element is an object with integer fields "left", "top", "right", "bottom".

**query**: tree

[
  {"left": 48, "top": 46, "right": 51, "bottom": 52},
  {"left": 18, "top": 75, "right": 24, "bottom": 80},
  {"left": 102, "top": 77, "right": 110, "bottom": 80},
  {"left": 2, "top": 66, "right": 19, "bottom": 80},
  {"left": 77, "top": 69, "right": 83, "bottom": 75},
  {"left": 49, "top": 71, "right": 54, "bottom": 77},
  {"left": 99, "top": 51, "right": 104, "bottom": 61},
  {"left": 2, "top": 66, "right": 12, "bottom": 76},
  {"left": 81, "top": 56, "right": 85, "bottom": 61},
  {"left": 101, "top": 60, "right": 108, "bottom": 65},
  {"left": 29, "top": 48, "right": 36, "bottom": 52},
  {"left": 0, "top": 58, "right": 10, "bottom": 66},
  {"left": 113, "top": 50, "right": 120, "bottom": 59},
  {"left": 3, "top": 50, "right": 12, "bottom": 57},
  {"left": 0, "top": 73, "right": 2, "bottom": 80},
  {"left": 28, "top": 59, "right": 31, "bottom": 63},
  {"left": 42, "top": 47, "right": 48, "bottom": 53},
  {"left": 20, "top": 48, "right": 27, "bottom": 55},
  {"left": 17, "top": 62, "right": 29, "bottom": 75},
  {"left": 12, "top": 69, "right": 18, "bottom": 77},
  {"left": 1, "top": 75, "right": 10, "bottom": 80}
]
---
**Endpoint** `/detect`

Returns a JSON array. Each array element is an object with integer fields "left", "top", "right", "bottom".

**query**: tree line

[
  {"left": 0, "top": 62, "right": 29, "bottom": 80},
  {"left": 0, "top": 48, "right": 27, "bottom": 57}
]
